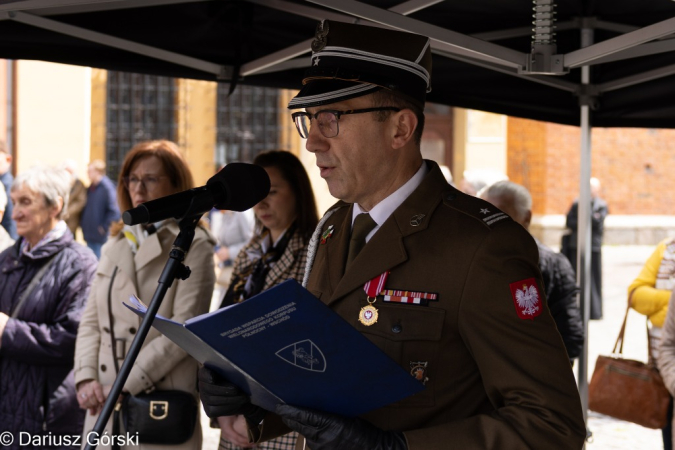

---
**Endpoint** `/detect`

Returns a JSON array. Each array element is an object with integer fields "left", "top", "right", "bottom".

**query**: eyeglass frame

[
  {"left": 123, "top": 175, "right": 168, "bottom": 191},
  {"left": 292, "top": 107, "right": 401, "bottom": 139}
]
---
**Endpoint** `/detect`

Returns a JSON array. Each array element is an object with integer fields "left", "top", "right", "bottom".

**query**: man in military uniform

[{"left": 200, "top": 20, "right": 586, "bottom": 450}]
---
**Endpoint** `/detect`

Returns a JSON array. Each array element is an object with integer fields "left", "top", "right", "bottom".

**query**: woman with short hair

[{"left": 0, "top": 166, "right": 98, "bottom": 448}]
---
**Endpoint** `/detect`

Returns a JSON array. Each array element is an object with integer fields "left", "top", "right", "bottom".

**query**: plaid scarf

[{"left": 222, "top": 224, "right": 296, "bottom": 306}]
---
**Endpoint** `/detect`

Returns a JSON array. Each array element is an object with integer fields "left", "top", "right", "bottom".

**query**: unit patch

[{"left": 509, "top": 278, "right": 542, "bottom": 320}]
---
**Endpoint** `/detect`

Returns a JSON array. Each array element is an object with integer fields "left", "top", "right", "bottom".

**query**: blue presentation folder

[{"left": 125, "top": 279, "right": 424, "bottom": 417}]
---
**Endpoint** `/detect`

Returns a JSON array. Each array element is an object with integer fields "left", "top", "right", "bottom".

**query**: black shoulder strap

[{"left": 10, "top": 254, "right": 57, "bottom": 318}]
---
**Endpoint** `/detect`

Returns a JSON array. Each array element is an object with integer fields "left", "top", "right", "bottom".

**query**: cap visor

[{"left": 288, "top": 79, "right": 381, "bottom": 109}]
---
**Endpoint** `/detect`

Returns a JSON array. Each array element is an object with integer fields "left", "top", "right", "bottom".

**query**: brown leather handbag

[{"left": 588, "top": 300, "right": 671, "bottom": 429}]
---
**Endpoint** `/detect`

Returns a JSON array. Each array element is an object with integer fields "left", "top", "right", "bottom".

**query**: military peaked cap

[{"left": 288, "top": 20, "right": 432, "bottom": 110}]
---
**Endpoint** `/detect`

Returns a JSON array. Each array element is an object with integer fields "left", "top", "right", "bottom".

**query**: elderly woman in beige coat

[{"left": 74, "top": 140, "right": 215, "bottom": 449}]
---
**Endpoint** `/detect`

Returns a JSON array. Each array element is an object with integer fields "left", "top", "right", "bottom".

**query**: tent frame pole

[{"left": 577, "top": 24, "right": 594, "bottom": 437}]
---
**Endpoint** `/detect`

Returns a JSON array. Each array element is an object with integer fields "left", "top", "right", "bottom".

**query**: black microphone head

[
  {"left": 208, "top": 162, "right": 271, "bottom": 211},
  {"left": 123, "top": 204, "right": 150, "bottom": 225}
]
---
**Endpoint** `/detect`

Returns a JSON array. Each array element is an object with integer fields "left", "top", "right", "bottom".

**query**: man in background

[
  {"left": 481, "top": 180, "right": 584, "bottom": 363},
  {"left": 561, "top": 177, "right": 609, "bottom": 320},
  {"left": 81, "top": 159, "right": 119, "bottom": 258},
  {"left": 62, "top": 159, "right": 87, "bottom": 237},
  {"left": 0, "top": 142, "right": 16, "bottom": 240}
]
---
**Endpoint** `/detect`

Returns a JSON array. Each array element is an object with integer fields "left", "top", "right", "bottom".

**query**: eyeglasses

[
  {"left": 292, "top": 107, "right": 401, "bottom": 139},
  {"left": 123, "top": 175, "right": 167, "bottom": 191}
]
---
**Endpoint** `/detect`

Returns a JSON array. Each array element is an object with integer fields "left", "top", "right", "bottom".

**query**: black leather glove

[
  {"left": 198, "top": 366, "right": 266, "bottom": 427},
  {"left": 276, "top": 404, "right": 407, "bottom": 450}
]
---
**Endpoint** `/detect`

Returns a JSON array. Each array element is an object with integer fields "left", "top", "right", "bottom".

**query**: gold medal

[{"left": 358, "top": 297, "right": 379, "bottom": 326}]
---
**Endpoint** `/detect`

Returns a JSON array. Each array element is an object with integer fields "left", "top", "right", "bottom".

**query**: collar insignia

[{"left": 410, "top": 214, "right": 425, "bottom": 227}]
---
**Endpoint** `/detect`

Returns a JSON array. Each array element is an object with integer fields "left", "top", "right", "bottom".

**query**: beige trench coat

[{"left": 74, "top": 221, "right": 215, "bottom": 449}]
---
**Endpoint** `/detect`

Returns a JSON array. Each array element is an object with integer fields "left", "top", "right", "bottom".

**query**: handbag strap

[
  {"left": 614, "top": 291, "right": 656, "bottom": 367},
  {"left": 107, "top": 266, "right": 120, "bottom": 375},
  {"left": 612, "top": 295, "right": 632, "bottom": 355},
  {"left": 107, "top": 266, "right": 125, "bottom": 450},
  {"left": 10, "top": 254, "right": 57, "bottom": 318}
]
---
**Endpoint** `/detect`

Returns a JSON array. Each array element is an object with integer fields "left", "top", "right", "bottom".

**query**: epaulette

[{"left": 441, "top": 186, "right": 512, "bottom": 229}]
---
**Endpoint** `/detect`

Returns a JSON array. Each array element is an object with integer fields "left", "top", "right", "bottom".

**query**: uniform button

[
  {"left": 392, "top": 323, "right": 403, "bottom": 333},
  {"left": 129, "top": 327, "right": 137, "bottom": 334},
  {"left": 102, "top": 327, "right": 110, "bottom": 333},
  {"left": 101, "top": 364, "right": 107, "bottom": 372},
  {"left": 13, "top": 261, "right": 18, "bottom": 266}
]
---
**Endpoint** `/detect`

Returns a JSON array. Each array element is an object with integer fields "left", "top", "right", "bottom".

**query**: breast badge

[
  {"left": 410, "top": 361, "right": 429, "bottom": 385},
  {"left": 509, "top": 278, "right": 542, "bottom": 320},
  {"left": 320, "top": 225, "right": 334, "bottom": 245}
]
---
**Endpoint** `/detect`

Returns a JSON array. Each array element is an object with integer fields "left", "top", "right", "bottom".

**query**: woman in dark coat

[{"left": 0, "top": 166, "right": 97, "bottom": 449}]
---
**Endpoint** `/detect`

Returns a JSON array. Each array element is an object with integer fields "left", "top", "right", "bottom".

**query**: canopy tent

[
  {"left": 2, "top": 0, "right": 675, "bottom": 127},
  {"left": 2, "top": 0, "right": 675, "bottom": 427}
]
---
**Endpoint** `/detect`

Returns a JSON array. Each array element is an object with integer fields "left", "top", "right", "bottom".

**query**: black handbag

[
  {"left": 107, "top": 267, "right": 197, "bottom": 446},
  {"left": 117, "top": 390, "right": 198, "bottom": 444}
]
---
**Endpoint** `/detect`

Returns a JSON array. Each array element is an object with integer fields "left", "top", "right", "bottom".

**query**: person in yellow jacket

[{"left": 628, "top": 236, "right": 675, "bottom": 450}]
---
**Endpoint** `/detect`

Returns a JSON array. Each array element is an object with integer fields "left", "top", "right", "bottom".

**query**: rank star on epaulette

[
  {"left": 320, "top": 225, "right": 334, "bottom": 244},
  {"left": 509, "top": 278, "right": 542, "bottom": 320}
]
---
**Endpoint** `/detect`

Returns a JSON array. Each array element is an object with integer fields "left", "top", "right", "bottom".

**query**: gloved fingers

[
  {"left": 199, "top": 383, "right": 248, "bottom": 402},
  {"left": 275, "top": 404, "right": 332, "bottom": 439},
  {"left": 198, "top": 367, "right": 243, "bottom": 394}
]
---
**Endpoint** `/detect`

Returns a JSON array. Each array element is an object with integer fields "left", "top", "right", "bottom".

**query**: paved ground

[{"left": 199, "top": 245, "right": 666, "bottom": 449}]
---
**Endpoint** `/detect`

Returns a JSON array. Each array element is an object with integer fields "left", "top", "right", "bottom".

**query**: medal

[
  {"left": 359, "top": 301, "right": 379, "bottom": 326},
  {"left": 358, "top": 272, "right": 389, "bottom": 326}
]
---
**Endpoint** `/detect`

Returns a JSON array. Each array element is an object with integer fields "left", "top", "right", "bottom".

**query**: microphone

[{"left": 122, "top": 162, "right": 270, "bottom": 226}]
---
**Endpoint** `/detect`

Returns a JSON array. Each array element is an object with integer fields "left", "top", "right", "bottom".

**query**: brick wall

[{"left": 507, "top": 117, "right": 675, "bottom": 215}]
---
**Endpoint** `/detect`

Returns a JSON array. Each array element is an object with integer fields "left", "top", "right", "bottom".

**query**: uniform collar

[{"left": 352, "top": 161, "right": 428, "bottom": 242}]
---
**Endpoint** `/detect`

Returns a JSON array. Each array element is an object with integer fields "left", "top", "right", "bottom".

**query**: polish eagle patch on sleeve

[{"left": 509, "top": 278, "right": 542, "bottom": 320}]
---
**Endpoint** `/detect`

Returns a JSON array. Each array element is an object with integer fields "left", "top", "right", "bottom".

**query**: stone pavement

[{"left": 199, "top": 245, "right": 666, "bottom": 449}]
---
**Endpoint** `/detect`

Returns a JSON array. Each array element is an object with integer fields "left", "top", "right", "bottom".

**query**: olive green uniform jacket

[{"left": 278, "top": 161, "right": 585, "bottom": 450}]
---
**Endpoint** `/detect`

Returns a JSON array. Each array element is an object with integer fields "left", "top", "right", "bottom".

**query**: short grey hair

[
  {"left": 0, "top": 182, "right": 6, "bottom": 211},
  {"left": 483, "top": 180, "right": 532, "bottom": 222},
  {"left": 11, "top": 166, "right": 71, "bottom": 220}
]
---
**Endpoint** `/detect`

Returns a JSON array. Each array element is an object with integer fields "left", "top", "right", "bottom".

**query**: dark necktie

[{"left": 346, "top": 213, "right": 377, "bottom": 267}]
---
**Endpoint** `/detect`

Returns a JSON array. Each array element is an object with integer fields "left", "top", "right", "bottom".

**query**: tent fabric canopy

[{"left": 1, "top": 0, "right": 674, "bottom": 127}]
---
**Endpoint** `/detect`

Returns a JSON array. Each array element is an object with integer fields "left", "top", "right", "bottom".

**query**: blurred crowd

[{"left": 12, "top": 134, "right": 675, "bottom": 450}]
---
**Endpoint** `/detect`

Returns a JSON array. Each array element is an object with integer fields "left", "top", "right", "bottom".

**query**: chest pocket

[{"left": 359, "top": 303, "right": 445, "bottom": 407}]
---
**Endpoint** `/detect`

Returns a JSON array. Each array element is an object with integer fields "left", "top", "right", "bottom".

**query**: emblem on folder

[{"left": 276, "top": 339, "right": 327, "bottom": 372}]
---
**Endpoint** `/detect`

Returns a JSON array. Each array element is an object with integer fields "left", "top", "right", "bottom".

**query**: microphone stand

[{"left": 84, "top": 213, "right": 203, "bottom": 450}]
